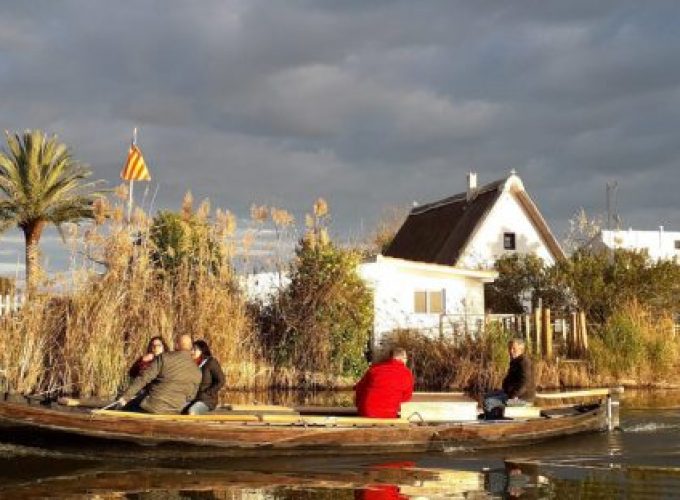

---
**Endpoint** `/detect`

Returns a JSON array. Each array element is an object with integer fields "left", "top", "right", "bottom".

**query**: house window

[
  {"left": 503, "top": 232, "right": 516, "bottom": 250},
  {"left": 414, "top": 290, "right": 445, "bottom": 314},
  {"left": 675, "top": 240, "right": 680, "bottom": 250}
]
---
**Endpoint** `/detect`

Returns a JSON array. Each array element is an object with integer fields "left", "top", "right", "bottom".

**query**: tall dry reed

[
  {"left": 0, "top": 195, "right": 261, "bottom": 397},
  {"left": 384, "top": 324, "right": 511, "bottom": 393},
  {"left": 588, "top": 299, "right": 679, "bottom": 384}
]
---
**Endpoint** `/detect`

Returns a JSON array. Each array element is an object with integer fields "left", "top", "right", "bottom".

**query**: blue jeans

[
  {"left": 186, "top": 401, "right": 210, "bottom": 415},
  {"left": 483, "top": 390, "right": 509, "bottom": 418}
]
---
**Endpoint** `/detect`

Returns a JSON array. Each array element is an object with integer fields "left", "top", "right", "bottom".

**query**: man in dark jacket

[
  {"left": 483, "top": 338, "right": 535, "bottom": 419},
  {"left": 118, "top": 334, "right": 201, "bottom": 414},
  {"left": 355, "top": 347, "right": 414, "bottom": 418}
]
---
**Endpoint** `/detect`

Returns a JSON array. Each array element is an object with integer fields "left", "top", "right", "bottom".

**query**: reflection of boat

[
  {"left": 0, "top": 467, "right": 397, "bottom": 498},
  {"left": 0, "top": 393, "right": 616, "bottom": 457},
  {"left": 0, "top": 464, "right": 476, "bottom": 498}
]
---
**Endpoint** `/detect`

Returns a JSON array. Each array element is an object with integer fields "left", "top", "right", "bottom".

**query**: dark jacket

[
  {"left": 355, "top": 359, "right": 414, "bottom": 418},
  {"left": 122, "top": 351, "right": 201, "bottom": 414},
  {"left": 502, "top": 354, "right": 535, "bottom": 401},
  {"left": 128, "top": 355, "right": 154, "bottom": 379},
  {"left": 194, "top": 356, "right": 226, "bottom": 410}
]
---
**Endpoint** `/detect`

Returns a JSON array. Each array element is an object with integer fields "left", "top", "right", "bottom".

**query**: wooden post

[
  {"left": 570, "top": 311, "right": 578, "bottom": 357},
  {"left": 524, "top": 314, "right": 532, "bottom": 353},
  {"left": 580, "top": 311, "right": 588, "bottom": 353},
  {"left": 543, "top": 308, "right": 553, "bottom": 359},
  {"left": 534, "top": 306, "right": 542, "bottom": 358}
]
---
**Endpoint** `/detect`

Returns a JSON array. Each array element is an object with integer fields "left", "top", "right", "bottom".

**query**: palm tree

[{"left": 0, "top": 130, "right": 103, "bottom": 295}]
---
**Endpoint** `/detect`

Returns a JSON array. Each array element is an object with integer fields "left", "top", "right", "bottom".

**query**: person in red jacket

[{"left": 355, "top": 347, "right": 414, "bottom": 418}]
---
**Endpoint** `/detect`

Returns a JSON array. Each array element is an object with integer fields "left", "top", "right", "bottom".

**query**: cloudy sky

[{"left": 1, "top": 1, "right": 679, "bottom": 276}]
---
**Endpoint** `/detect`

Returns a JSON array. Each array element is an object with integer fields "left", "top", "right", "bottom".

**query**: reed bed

[
  {"left": 588, "top": 300, "right": 679, "bottom": 385},
  {"left": 0, "top": 194, "right": 370, "bottom": 397},
  {"left": 383, "top": 324, "right": 511, "bottom": 394},
  {"left": 1, "top": 192, "right": 678, "bottom": 398},
  {"left": 0, "top": 194, "right": 264, "bottom": 397}
]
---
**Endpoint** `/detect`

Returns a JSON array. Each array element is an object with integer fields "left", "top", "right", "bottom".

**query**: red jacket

[{"left": 355, "top": 359, "right": 414, "bottom": 418}]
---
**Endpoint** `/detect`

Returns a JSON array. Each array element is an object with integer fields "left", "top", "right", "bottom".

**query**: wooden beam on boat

[
  {"left": 535, "top": 387, "right": 623, "bottom": 400},
  {"left": 57, "top": 397, "right": 110, "bottom": 408},
  {"left": 223, "top": 404, "right": 296, "bottom": 413},
  {"left": 295, "top": 406, "right": 358, "bottom": 415},
  {"left": 411, "top": 392, "right": 468, "bottom": 402},
  {"left": 92, "top": 410, "right": 262, "bottom": 422},
  {"left": 260, "top": 414, "right": 409, "bottom": 427},
  {"left": 90, "top": 409, "right": 409, "bottom": 427}
]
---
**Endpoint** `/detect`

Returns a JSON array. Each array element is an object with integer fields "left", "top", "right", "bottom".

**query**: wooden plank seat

[
  {"left": 91, "top": 409, "right": 409, "bottom": 427},
  {"left": 296, "top": 406, "right": 358, "bottom": 416},
  {"left": 218, "top": 404, "right": 298, "bottom": 416}
]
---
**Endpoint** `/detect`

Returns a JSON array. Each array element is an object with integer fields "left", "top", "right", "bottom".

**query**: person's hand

[
  {"left": 142, "top": 353, "right": 154, "bottom": 362},
  {"left": 117, "top": 397, "right": 127, "bottom": 407}
]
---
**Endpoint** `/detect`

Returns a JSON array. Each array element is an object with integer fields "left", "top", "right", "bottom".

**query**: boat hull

[{"left": 0, "top": 400, "right": 607, "bottom": 457}]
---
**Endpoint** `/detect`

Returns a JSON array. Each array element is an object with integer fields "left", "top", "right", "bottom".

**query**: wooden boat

[{"left": 0, "top": 389, "right": 620, "bottom": 457}]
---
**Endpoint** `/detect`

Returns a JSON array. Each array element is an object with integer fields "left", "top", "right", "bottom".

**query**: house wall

[
  {"left": 458, "top": 189, "right": 556, "bottom": 269},
  {"left": 358, "top": 260, "right": 488, "bottom": 351},
  {"left": 599, "top": 229, "right": 680, "bottom": 262}
]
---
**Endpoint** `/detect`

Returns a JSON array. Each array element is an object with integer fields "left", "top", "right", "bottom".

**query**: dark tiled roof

[{"left": 384, "top": 179, "right": 505, "bottom": 266}]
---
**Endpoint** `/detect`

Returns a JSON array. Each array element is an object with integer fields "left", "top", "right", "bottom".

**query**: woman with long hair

[
  {"left": 185, "top": 339, "right": 226, "bottom": 415},
  {"left": 128, "top": 336, "right": 169, "bottom": 379}
]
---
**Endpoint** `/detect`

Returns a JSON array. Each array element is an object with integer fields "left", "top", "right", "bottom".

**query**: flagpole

[{"left": 127, "top": 128, "right": 137, "bottom": 223}]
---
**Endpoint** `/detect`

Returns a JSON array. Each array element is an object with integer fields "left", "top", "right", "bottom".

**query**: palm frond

[{"left": 0, "top": 129, "right": 106, "bottom": 289}]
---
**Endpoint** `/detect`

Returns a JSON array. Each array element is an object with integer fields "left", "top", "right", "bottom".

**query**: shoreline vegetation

[
  {"left": 1, "top": 189, "right": 677, "bottom": 400},
  {"left": 0, "top": 132, "right": 678, "bottom": 400}
]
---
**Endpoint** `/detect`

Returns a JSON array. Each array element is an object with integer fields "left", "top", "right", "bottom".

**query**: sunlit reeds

[{"left": 0, "top": 193, "right": 261, "bottom": 397}]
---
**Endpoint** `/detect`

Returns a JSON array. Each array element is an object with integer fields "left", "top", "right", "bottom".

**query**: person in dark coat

[
  {"left": 355, "top": 347, "right": 414, "bottom": 418},
  {"left": 483, "top": 338, "right": 535, "bottom": 419},
  {"left": 128, "top": 336, "right": 168, "bottom": 379},
  {"left": 117, "top": 334, "right": 201, "bottom": 414},
  {"left": 185, "top": 339, "right": 226, "bottom": 415}
]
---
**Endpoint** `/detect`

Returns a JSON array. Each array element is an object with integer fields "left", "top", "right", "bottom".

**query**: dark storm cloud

[{"left": 1, "top": 0, "right": 679, "bottom": 274}]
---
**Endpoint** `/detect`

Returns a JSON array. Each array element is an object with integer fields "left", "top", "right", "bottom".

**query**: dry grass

[
  {"left": 588, "top": 300, "right": 679, "bottom": 385},
  {"left": 383, "top": 324, "right": 511, "bottom": 393},
  {"left": 0, "top": 195, "right": 262, "bottom": 397}
]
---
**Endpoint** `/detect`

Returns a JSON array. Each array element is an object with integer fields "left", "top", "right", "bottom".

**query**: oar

[{"left": 100, "top": 401, "right": 121, "bottom": 410}]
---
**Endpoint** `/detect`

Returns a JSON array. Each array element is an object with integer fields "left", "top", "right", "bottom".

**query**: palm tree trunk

[{"left": 22, "top": 220, "right": 46, "bottom": 297}]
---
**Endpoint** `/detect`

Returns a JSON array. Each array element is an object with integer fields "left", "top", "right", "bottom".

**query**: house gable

[
  {"left": 384, "top": 172, "right": 564, "bottom": 269},
  {"left": 458, "top": 185, "right": 561, "bottom": 268},
  {"left": 385, "top": 179, "right": 504, "bottom": 266}
]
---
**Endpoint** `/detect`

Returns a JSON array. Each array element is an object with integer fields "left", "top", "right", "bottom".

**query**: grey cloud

[{"left": 0, "top": 0, "right": 679, "bottom": 272}]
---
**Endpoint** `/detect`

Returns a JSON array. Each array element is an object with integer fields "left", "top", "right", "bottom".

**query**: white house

[
  {"left": 361, "top": 170, "right": 564, "bottom": 350},
  {"left": 358, "top": 256, "right": 496, "bottom": 350},
  {"left": 590, "top": 227, "right": 680, "bottom": 262}
]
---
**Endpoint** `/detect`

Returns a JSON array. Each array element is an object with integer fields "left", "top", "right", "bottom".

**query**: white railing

[{"left": 0, "top": 292, "right": 24, "bottom": 317}]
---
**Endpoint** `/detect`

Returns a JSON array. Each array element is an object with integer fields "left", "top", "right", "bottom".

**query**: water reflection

[
  {"left": 0, "top": 462, "right": 500, "bottom": 499},
  {"left": 4, "top": 454, "right": 680, "bottom": 498}
]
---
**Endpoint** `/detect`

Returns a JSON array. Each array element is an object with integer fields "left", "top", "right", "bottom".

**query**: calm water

[{"left": 2, "top": 390, "right": 680, "bottom": 499}]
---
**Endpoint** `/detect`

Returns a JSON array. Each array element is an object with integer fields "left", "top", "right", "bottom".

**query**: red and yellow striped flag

[{"left": 120, "top": 144, "right": 151, "bottom": 181}]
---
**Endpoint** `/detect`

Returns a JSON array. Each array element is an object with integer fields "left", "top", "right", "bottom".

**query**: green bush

[
  {"left": 149, "top": 209, "right": 222, "bottom": 280},
  {"left": 258, "top": 201, "right": 373, "bottom": 380},
  {"left": 590, "top": 312, "right": 644, "bottom": 376}
]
